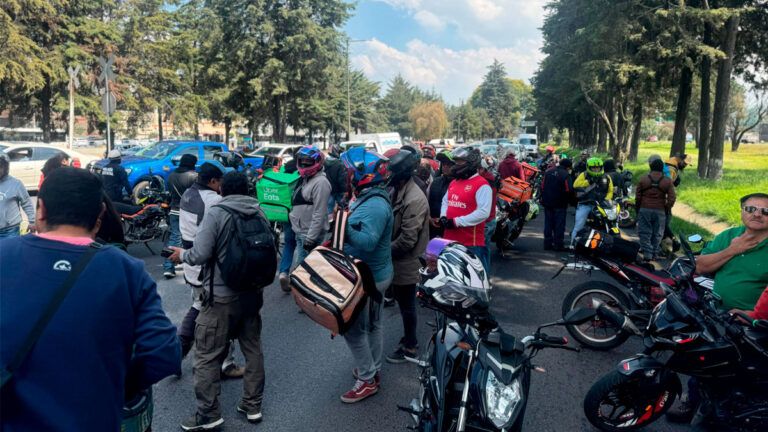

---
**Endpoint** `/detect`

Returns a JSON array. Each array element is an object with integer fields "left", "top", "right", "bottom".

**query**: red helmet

[
  {"left": 546, "top": 145, "right": 555, "bottom": 153},
  {"left": 422, "top": 144, "right": 436, "bottom": 159}
]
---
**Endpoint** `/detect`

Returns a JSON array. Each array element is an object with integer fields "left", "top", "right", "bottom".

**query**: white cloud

[
  {"left": 413, "top": 10, "right": 445, "bottom": 31},
  {"left": 352, "top": 38, "right": 544, "bottom": 104},
  {"left": 466, "top": 0, "right": 503, "bottom": 21}
]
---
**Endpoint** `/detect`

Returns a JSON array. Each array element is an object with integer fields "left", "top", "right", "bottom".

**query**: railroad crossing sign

[
  {"left": 67, "top": 65, "right": 81, "bottom": 89},
  {"left": 101, "top": 92, "right": 116, "bottom": 115},
  {"left": 98, "top": 54, "right": 116, "bottom": 84}
]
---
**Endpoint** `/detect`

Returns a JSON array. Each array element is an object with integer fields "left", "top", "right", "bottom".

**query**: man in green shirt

[{"left": 697, "top": 193, "right": 768, "bottom": 310}]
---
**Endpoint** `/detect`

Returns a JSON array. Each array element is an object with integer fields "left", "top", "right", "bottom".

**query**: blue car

[{"left": 91, "top": 140, "right": 261, "bottom": 198}]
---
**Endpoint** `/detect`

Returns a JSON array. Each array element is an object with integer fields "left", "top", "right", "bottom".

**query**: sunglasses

[{"left": 743, "top": 206, "right": 768, "bottom": 216}]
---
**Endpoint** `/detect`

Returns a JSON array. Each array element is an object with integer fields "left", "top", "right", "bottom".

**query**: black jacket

[
  {"left": 167, "top": 167, "right": 198, "bottom": 210},
  {"left": 540, "top": 167, "right": 573, "bottom": 208},
  {"left": 324, "top": 157, "right": 347, "bottom": 195},
  {"left": 101, "top": 160, "right": 131, "bottom": 203},
  {"left": 427, "top": 175, "right": 451, "bottom": 218}
]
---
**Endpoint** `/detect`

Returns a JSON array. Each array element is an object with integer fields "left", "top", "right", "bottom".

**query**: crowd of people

[{"left": 0, "top": 141, "right": 766, "bottom": 431}]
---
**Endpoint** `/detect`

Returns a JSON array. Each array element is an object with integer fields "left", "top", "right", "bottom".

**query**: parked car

[
  {"left": 245, "top": 144, "right": 303, "bottom": 168},
  {"left": 90, "top": 140, "right": 261, "bottom": 200},
  {"left": 2, "top": 144, "right": 100, "bottom": 191}
]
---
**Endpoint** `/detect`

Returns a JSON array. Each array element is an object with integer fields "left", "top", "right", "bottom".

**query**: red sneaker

[{"left": 340, "top": 379, "right": 379, "bottom": 403}]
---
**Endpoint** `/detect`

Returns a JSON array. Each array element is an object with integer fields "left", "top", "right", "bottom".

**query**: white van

[
  {"left": 428, "top": 138, "right": 456, "bottom": 149},
  {"left": 517, "top": 134, "right": 539, "bottom": 157},
  {"left": 341, "top": 132, "right": 403, "bottom": 154}
]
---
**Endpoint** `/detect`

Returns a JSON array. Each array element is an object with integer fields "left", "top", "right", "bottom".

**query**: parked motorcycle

[
  {"left": 585, "top": 199, "right": 621, "bottom": 236},
  {"left": 113, "top": 187, "right": 171, "bottom": 253},
  {"left": 400, "top": 239, "right": 586, "bottom": 432},
  {"left": 581, "top": 236, "right": 768, "bottom": 431},
  {"left": 556, "top": 230, "right": 713, "bottom": 350},
  {"left": 493, "top": 198, "right": 530, "bottom": 252}
]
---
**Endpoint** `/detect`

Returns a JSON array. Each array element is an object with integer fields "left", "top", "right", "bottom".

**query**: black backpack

[{"left": 213, "top": 204, "right": 277, "bottom": 292}]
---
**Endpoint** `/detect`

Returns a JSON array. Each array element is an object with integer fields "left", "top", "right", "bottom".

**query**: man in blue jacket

[{"left": 0, "top": 167, "right": 181, "bottom": 432}]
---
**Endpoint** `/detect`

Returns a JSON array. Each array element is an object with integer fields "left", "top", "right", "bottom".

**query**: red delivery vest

[{"left": 444, "top": 175, "right": 488, "bottom": 247}]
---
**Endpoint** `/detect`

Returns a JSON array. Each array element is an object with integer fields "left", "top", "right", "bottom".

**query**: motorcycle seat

[
  {"left": 744, "top": 327, "right": 768, "bottom": 350},
  {"left": 113, "top": 202, "right": 146, "bottom": 218}
]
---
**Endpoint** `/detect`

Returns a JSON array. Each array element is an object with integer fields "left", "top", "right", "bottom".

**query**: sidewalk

[{"left": 671, "top": 202, "right": 732, "bottom": 235}]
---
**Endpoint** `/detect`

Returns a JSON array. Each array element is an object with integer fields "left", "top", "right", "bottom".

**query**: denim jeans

[
  {"left": 0, "top": 225, "right": 21, "bottom": 238},
  {"left": 344, "top": 277, "right": 392, "bottom": 381},
  {"left": 468, "top": 246, "right": 490, "bottom": 276},
  {"left": 294, "top": 234, "right": 312, "bottom": 268},
  {"left": 637, "top": 208, "right": 666, "bottom": 259},
  {"left": 279, "top": 221, "right": 296, "bottom": 274},
  {"left": 163, "top": 213, "right": 181, "bottom": 272},
  {"left": 484, "top": 221, "right": 496, "bottom": 272},
  {"left": 543, "top": 206, "right": 567, "bottom": 249},
  {"left": 570, "top": 203, "right": 594, "bottom": 246}
]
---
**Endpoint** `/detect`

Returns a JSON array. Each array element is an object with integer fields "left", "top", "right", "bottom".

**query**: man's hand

[
  {"left": 303, "top": 239, "right": 318, "bottom": 252},
  {"left": 430, "top": 217, "right": 441, "bottom": 228},
  {"left": 440, "top": 217, "right": 456, "bottom": 229},
  {"left": 169, "top": 246, "right": 184, "bottom": 264},
  {"left": 729, "top": 232, "right": 760, "bottom": 255}
]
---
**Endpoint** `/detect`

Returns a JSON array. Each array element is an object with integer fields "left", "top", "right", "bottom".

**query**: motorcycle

[
  {"left": 493, "top": 197, "right": 531, "bottom": 253},
  {"left": 581, "top": 236, "right": 768, "bottom": 431},
  {"left": 556, "top": 230, "right": 713, "bottom": 350},
  {"left": 400, "top": 239, "right": 587, "bottom": 432},
  {"left": 585, "top": 199, "right": 621, "bottom": 236},
  {"left": 113, "top": 187, "right": 171, "bottom": 254}
]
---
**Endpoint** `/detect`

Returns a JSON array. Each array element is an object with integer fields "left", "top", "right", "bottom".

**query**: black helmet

[
  {"left": 388, "top": 146, "right": 420, "bottom": 182},
  {"left": 450, "top": 147, "right": 480, "bottom": 179}
]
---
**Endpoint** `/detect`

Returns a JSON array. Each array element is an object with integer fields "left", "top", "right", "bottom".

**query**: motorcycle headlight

[
  {"left": 485, "top": 371, "right": 523, "bottom": 428},
  {"left": 604, "top": 206, "right": 618, "bottom": 221}
]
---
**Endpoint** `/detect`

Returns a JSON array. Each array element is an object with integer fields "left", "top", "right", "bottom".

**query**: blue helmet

[{"left": 340, "top": 146, "right": 390, "bottom": 189}]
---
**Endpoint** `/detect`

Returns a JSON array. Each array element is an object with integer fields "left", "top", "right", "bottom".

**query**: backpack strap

[{"left": 1, "top": 243, "right": 103, "bottom": 388}]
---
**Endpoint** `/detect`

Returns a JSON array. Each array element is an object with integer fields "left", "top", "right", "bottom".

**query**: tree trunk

[
  {"left": 597, "top": 117, "right": 607, "bottom": 152},
  {"left": 158, "top": 107, "right": 164, "bottom": 142},
  {"left": 707, "top": 15, "right": 740, "bottom": 180},
  {"left": 670, "top": 65, "right": 693, "bottom": 157},
  {"left": 224, "top": 118, "right": 231, "bottom": 149},
  {"left": 40, "top": 78, "right": 53, "bottom": 143},
  {"left": 698, "top": 24, "right": 713, "bottom": 178},
  {"left": 732, "top": 135, "right": 741, "bottom": 151},
  {"left": 629, "top": 101, "right": 643, "bottom": 161},
  {"left": 272, "top": 96, "right": 283, "bottom": 142}
]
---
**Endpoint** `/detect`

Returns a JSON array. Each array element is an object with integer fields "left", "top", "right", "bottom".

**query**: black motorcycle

[
  {"left": 493, "top": 197, "right": 531, "bottom": 253},
  {"left": 400, "top": 283, "right": 589, "bottom": 431},
  {"left": 113, "top": 187, "right": 171, "bottom": 253},
  {"left": 581, "top": 237, "right": 768, "bottom": 431}
]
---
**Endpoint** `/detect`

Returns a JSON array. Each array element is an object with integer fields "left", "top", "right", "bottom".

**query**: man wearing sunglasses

[{"left": 696, "top": 192, "right": 768, "bottom": 310}]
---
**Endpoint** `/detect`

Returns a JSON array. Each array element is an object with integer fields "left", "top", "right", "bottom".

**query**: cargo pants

[{"left": 193, "top": 291, "right": 265, "bottom": 418}]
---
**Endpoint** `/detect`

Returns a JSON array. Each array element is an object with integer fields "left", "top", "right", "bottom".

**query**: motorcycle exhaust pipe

[
  {"left": 592, "top": 299, "right": 642, "bottom": 336},
  {"left": 403, "top": 356, "right": 428, "bottom": 368}
]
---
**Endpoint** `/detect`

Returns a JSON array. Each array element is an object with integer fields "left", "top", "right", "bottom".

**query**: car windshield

[
  {"left": 479, "top": 145, "right": 498, "bottom": 155},
  {"left": 253, "top": 147, "right": 283, "bottom": 156},
  {"left": 519, "top": 138, "right": 537, "bottom": 145},
  {"left": 134, "top": 141, "right": 177, "bottom": 159}
]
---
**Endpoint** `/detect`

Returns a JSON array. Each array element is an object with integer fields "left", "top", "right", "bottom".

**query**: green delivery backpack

[{"left": 257, "top": 170, "right": 300, "bottom": 222}]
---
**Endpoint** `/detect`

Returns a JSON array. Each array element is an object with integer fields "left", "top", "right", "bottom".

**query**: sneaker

[
  {"left": 220, "top": 364, "right": 245, "bottom": 380},
  {"left": 236, "top": 403, "right": 263, "bottom": 423},
  {"left": 175, "top": 264, "right": 184, "bottom": 271},
  {"left": 352, "top": 368, "right": 381, "bottom": 386},
  {"left": 180, "top": 413, "right": 224, "bottom": 431},
  {"left": 279, "top": 272, "right": 290, "bottom": 293},
  {"left": 163, "top": 270, "right": 176, "bottom": 279},
  {"left": 386, "top": 346, "right": 418, "bottom": 364},
  {"left": 340, "top": 378, "right": 378, "bottom": 403}
]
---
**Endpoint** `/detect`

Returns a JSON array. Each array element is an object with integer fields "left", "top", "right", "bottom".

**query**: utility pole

[
  {"left": 66, "top": 65, "right": 80, "bottom": 149},
  {"left": 346, "top": 38, "right": 370, "bottom": 141},
  {"left": 98, "top": 54, "right": 116, "bottom": 151}
]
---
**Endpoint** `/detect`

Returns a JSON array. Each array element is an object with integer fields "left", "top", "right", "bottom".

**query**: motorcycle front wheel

[
  {"left": 561, "top": 281, "right": 631, "bottom": 350},
  {"left": 584, "top": 370, "right": 677, "bottom": 431}
]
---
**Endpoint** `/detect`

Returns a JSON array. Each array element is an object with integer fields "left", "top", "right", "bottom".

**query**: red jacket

[
  {"left": 750, "top": 286, "right": 768, "bottom": 320},
  {"left": 498, "top": 155, "right": 524, "bottom": 180}
]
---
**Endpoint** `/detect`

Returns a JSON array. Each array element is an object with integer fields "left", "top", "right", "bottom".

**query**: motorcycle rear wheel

[
  {"left": 562, "top": 281, "right": 631, "bottom": 350},
  {"left": 584, "top": 370, "right": 676, "bottom": 431}
]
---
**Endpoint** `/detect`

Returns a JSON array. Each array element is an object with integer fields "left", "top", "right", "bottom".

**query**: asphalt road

[{"left": 131, "top": 210, "right": 693, "bottom": 432}]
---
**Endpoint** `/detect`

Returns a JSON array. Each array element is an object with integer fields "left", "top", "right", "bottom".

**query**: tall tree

[
  {"left": 379, "top": 75, "right": 423, "bottom": 138},
  {"left": 409, "top": 101, "right": 448, "bottom": 140},
  {"left": 471, "top": 60, "right": 518, "bottom": 137}
]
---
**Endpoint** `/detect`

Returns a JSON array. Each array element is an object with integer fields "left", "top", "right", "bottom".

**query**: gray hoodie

[
  {"left": 0, "top": 175, "right": 35, "bottom": 230},
  {"left": 288, "top": 171, "right": 331, "bottom": 242},
  {"left": 181, "top": 194, "right": 265, "bottom": 298}
]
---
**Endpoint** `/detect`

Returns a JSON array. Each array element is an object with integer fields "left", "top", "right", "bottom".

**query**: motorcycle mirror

[
  {"left": 171, "top": 155, "right": 182, "bottom": 166},
  {"left": 562, "top": 307, "right": 598, "bottom": 325},
  {"left": 687, "top": 234, "right": 703, "bottom": 244}
]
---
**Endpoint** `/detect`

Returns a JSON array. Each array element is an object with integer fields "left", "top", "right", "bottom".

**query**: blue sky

[{"left": 344, "top": 0, "right": 547, "bottom": 104}]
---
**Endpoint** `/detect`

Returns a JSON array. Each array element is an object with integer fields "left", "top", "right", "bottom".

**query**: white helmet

[
  {"left": 108, "top": 149, "right": 122, "bottom": 159},
  {"left": 422, "top": 239, "right": 491, "bottom": 306}
]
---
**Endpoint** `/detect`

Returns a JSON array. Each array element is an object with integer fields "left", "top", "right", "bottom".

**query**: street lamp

[{"left": 346, "top": 38, "right": 371, "bottom": 140}]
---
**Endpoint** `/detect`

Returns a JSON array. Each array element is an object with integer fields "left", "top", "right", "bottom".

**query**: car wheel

[{"left": 132, "top": 180, "right": 150, "bottom": 204}]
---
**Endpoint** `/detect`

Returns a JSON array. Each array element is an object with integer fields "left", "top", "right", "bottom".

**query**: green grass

[
  {"left": 669, "top": 216, "right": 714, "bottom": 241},
  {"left": 546, "top": 141, "right": 768, "bottom": 226}
]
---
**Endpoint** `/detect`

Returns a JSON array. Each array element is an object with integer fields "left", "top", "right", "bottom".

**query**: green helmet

[
  {"left": 436, "top": 150, "right": 454, "bottom": 164},
  {"left": 586, "top": 157, "right": 604, "bottom": 177}
]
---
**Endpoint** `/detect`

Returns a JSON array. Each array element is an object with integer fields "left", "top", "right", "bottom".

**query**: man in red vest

[{"left": 438, "top": 147, "right": 492, "bottom": 273}]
